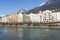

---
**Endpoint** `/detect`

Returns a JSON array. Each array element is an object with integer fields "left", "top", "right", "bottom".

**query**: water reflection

[{"left": 0, "top": 26, "right": 60, "bottom": 40}]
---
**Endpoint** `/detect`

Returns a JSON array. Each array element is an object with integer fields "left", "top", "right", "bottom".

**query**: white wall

[
  {"left": 18, "top": 13, "right": 23, "bottom": 23},
  {"left": 29, "top": 13, "right": 41, "bottom": 23},
  {"left": 56, "top": 12, "right": 60, "bottom": 21},
  {"left": 2, "top": 17, "right": 5, "bottom": 22},
  {"left": 2, "top": 16, "right": 9, "bottom": 22},
  {"left": 29, "top": 13, "right": 36, "bottom": 23},
  {"left": 43, "top": 10, "right": 52, "bottom": 22},
  {"left": 52, "top": 12, "right": 60, "bottom": 22},
  {"left": 40, "top": 13, "right": 44, "bottom": 22},
  {"left": 52, "top": 12, "right": 57, "bottom": 22}
]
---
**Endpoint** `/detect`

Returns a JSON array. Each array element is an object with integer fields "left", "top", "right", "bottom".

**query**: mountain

[
  {"left": 17, "top": 9, "right": 27, "bottom": 14},
  {"left": 28, "top": 0, "right": 60, "bottom": 13}
]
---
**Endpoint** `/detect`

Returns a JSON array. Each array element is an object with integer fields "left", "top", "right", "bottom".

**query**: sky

[{"left": 0, "top": 0, "right": 48, "bottom": 15}]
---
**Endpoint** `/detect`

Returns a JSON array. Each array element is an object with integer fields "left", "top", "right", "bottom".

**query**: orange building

[{"left": 10, "top": 13, "right": 18, "bottom": 23}]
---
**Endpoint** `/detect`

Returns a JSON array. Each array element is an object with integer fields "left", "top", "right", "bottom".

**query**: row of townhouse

[
  {"left": 0, "top": 10, "right": 60, "bottom": 23},
  {"left": 29, "top": 10, "right": 60, "bottom": 23},
  {"left": 43, "top": 10, "right": 60, "bottom": 22},
  {"left": 0, "top": 13, "right": 18, "bottom": 23}
]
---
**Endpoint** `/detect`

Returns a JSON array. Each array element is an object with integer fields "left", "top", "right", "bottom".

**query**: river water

[{"left": 0, "top": 26, "right": 60, "bottom": 40}]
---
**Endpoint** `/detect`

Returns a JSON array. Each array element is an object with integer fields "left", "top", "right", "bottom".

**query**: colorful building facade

[{"left": 10, "top": 13, "right": 18, "bottom": 23}]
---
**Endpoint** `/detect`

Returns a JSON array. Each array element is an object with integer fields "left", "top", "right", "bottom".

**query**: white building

[
  {"left": 18, "top": 13, "right": 23, "bottom": 23},
  {"left": 35, "top": 14, "right": 40, "bottom": 23},
  {"left": 29, "top": 13, "right": 36, "bottom": 23},
  {"left": 52, "top": 12, "right": 57, "bottom": 22},
  {"left": 1, "top": 15, "right": 11, "bottom": 23},
  {"left": 2, "top": 16, "right": 5, "bottom": 22},
  {"left": 52, "top": 12, "right": 60, "bottom": 22},
  {"left": 43, "top": 10, "right": 52, "bottom": 22},
  {"left": 56, "top": 12, "right": 60, "bottom": 22},
  {"left": 8, "top": 15, "right": 11, "bottom": 22},
  {"left": 29, "top": 13, "right": 41, "bottom": 23},
  {"left": 39, "top": 11, "right": 43, "bottom": 22}
]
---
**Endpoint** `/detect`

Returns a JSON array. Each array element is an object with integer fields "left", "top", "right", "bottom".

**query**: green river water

[{"left": 0, "top": 26, "right": 60, "bottom": 40}]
